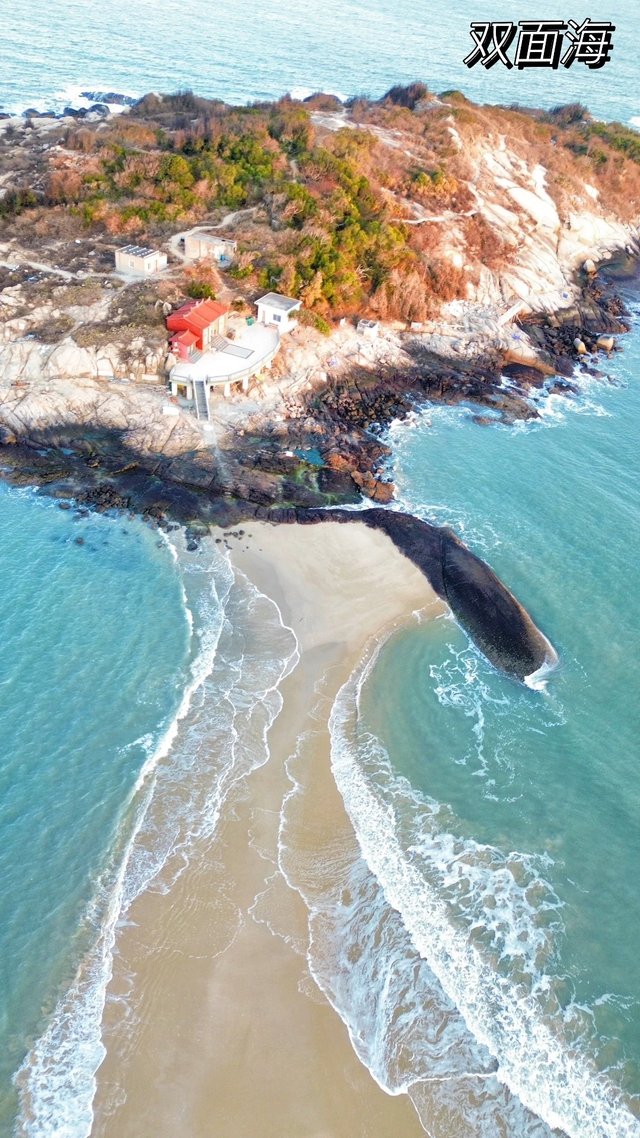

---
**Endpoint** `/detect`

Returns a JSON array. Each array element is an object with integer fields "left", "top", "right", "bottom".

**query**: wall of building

[
  {"left": 184, "top": 235, "right": 236, "bottom": 263},
  {"left": 115, "top": 251, "right": 167, "bottom": 275},
  {"left": 257, "top": 304, "right": 298, "bottom": 333}
]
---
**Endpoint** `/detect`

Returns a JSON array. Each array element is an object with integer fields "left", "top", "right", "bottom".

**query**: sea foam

[
  {"left": 14, "top": 539, "right": 299, "bottom": 1138},
  {"left": 326, "top": 649, "right": 640, "bottom": 1138},
  {"left": 275, "top": 645, "right": 557, "bottom": 1137}
]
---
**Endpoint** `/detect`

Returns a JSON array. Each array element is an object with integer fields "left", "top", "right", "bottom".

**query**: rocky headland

[{"left": 0, "top": 86, "right": 638, "bottom": 676}]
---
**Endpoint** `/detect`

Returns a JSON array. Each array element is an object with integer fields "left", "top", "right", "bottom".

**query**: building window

[{"left": 273, "top": 313, "right": 281, "bottom": 323}]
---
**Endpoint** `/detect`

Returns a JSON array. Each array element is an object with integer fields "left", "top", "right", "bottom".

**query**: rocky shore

[
  {"left": 287, "top": 507, "right": 557, "bottom": 681},
  {"left": 0, "top": 269, "right": 627, "bottom": 523},
  {"left": 0, "top": 89, "right": 638, "bottom": 678},
  {"left": 0, "top": 260, "right": 632, "bottom": 522},
  {"left": 0, "top": 264, "right": 632, "bottom": 682},
  {"left": 1, "top": 87, "right": 638, "bottom": 518}
]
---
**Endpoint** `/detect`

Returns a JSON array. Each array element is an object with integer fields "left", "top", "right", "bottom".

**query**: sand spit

[{"left": 90, "top": 521, "right": 445, "bottom": 1138}]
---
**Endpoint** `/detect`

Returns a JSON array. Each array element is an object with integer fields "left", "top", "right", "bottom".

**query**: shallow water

[
  {"left": 331, "top": 282, "right": 640, "bottom": 1135},
  {"left": 0, "top": 2, "right": 639, "bottom": 1134},
  {"left": 5, "top": 513, "right": 299, "bottom": 1138},
  {"left": 0, "top": 493, "right": 193, "bottom": 1133}
]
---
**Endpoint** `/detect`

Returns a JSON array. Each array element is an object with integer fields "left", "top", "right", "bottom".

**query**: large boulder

[{"left": 45, "top": 338, "right": 97, "bottom": 379}]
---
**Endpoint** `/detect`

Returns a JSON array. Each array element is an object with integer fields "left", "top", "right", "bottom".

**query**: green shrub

[
  {"left": 257, "top": 262, "right": 283, "bottom": 290},
  {"left": 588, "top": 122, "right": 640, "bottom": 164},
  {"left": 313, "top": 314, "right": 332, "bottom": 334},
  {"left": 297, "top": 308, "right": 331, "bottom": 333},
  {"left": 227, "top": 263, "right": 253, "bottom": 280},
  {"left": 0, "top": 187, "right": 38, "bottom": 218},
  {"left": 186, "top": 281, "right": 216, "bottom": 300},
  {"left": 548, "top": 103, "right": 590, "bottom": 126},
  {"left": 382, "top": 82, "right": 428, "bottom": 110}
]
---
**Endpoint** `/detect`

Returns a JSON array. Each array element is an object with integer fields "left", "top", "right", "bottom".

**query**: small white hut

[
  {"left": 356, "top": 318, "right": 380, "bottom": 340},
  {"left": 114, "top": 245, "right": 168, "bottom": 276},
  {"left": 255, "top": 293, "right": 301, "bottom": 334},
  {"left": 184, "top": 232, "right": 237, "bottom": 265}
]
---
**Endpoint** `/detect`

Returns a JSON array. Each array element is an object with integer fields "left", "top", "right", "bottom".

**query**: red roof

[
  {"left": 170, "top": 329, "right": 198, "bottom": 347},
  {"left": 167, "top": 298, "right": 228, "bottom": 336}
]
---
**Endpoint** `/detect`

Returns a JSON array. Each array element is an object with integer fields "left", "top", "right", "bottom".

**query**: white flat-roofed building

[
  {"left": 184, "top": 231, "right": 237, "bottom": 265},
  {"left": 255, "top": 292, "right": 301, "bottom": 334},
  {"left": 115, "top": 244, "right": 168, "bottom": 276},
  {"left": 357, "top": 318, "right": 380, "bottom": 340}
]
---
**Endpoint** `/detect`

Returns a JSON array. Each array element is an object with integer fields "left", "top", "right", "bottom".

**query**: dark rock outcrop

[
  {"left": 289, "top": 507, "right": 555, "bottom": 683},
  {"left": 80, "top": 91, "right": 137, "bottom": 107}
]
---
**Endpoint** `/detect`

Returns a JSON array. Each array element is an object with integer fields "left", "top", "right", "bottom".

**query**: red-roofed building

[{"left": 167, "top": 298, "right": 229, "bottom": 360}]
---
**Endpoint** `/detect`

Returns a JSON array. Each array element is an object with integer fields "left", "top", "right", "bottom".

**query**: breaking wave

[
  {"left": 14, "top": 537, "right": 298, "bottom": 1138},
  {"left": 326, "top": 648, "right": 640, "bottom": 1137}
]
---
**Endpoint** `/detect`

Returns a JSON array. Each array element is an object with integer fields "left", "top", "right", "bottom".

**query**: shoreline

[
  {"left": 0, "top": 269, "right": 631, "bottom": 518},
  {"left": 10, "top": 349, "right": 640, "bottom": 1138},
  {"left": 0, "top": 250, "right": 633, "bottom": 523},
  {"left": 3, "top": 83, "right": 639, "bottom": 1137},
  {"left": 2, "top": 279, "right": 630, "bottom": 686},
  {"left": 87, "top": 519, "right": 446, "bottom": 1138}
]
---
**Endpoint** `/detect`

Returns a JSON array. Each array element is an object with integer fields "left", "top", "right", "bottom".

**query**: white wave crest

[
  {"left": 275, "top": 655, "right": 557, "bottom": 1136},
  {"left": 14, "top": 539, "right": 299, "bottom": 1138},
  {"left": 327, "top": 655, "right": 640, "bottom": 1138}
]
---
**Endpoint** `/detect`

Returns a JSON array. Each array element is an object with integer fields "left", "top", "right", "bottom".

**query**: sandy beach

[{"left": 91, "top": 520, "right": 445, "bottom": 1138}]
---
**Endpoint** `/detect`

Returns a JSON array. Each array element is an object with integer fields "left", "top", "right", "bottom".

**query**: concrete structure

[
  {"left": 170, "top": 322, "right": 280, "bottom": 414},
  {"left": 256, "top": 292, "right": 301, "bottom": 334},
  {"left": 357, "top": 318, "right": 380, "bottom": 340},
  {"left": 184, "top": 231, "right": 237, "bottom": 266},
  {"left": 166, "top": 298, "right": 229, "bottom": 360},
  {"left": 114, "top": 245, "right": 167, "bottom": 276}
]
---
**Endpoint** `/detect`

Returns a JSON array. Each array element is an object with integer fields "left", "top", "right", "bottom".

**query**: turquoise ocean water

[
  {"left": 0, "top": 498, "right": 192, "bottom": 1130},
  {"left": 0, "top": 0, "right": 639, "bottom": 127},
  {"left": 0, "top": 2, "right": 639, "bottom": 1135},
  {"left": 327, "top": 279, "right": 640, "bottom": 1136}
]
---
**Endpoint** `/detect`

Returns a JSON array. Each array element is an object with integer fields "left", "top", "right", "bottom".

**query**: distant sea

[
  {"left": 0, "top": 0, "right": 639, "bottom": 128},
  {"left": 0, "top": 2, "right": 639, "bottom": 1136}
]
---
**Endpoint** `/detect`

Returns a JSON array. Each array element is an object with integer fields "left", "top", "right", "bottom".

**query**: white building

[
  {"left": 170, "top": 322, "right": 280, "bottom": 408},
  {"left": 357, "top": 318, "right": 380, "bottom": 340},
  {"left": 114, "top": 245, "right": 168, "bottom": 276},
  {"left": 256, "top": 292, "right": 301, "bottom": 334},
  {"left": 184, "top": 231, "right": 237, "bottom": 265}
]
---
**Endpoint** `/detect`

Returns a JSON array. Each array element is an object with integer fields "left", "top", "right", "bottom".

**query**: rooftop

[
  {"left": 256, "top": 292, "right": 301, "bottom": 312},
  {"left": 171, "top": 322, "right": 280, "bottom": 386},
  {"left": 193, "top": 232, "right": 236, "bottom": 246},
  {"left": 171, "top": 329, "right": 198, "bottom": 348},
  {"left": 167, "top": 298, "right": 229, "bottom": 331},
  {"left": 120, "top": 244, "right": 159, "bottom": 258}
]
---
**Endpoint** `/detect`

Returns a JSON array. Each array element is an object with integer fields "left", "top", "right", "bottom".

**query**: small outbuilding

[
  {"left": 184, "top": 232, "right": 237, "bottom": 265},
  {"left": 115, "top": 244, "right": 168, "bottom": 276},
  {"left": 357, "top": 318, "right": 379, "bottom": 340},
  {"left": 255, "top": 293, "right": 301, "bottom": 334}
]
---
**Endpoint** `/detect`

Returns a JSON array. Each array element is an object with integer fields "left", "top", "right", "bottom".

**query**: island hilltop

[{"left": 0, "top": 84, "right": 638, "bottom": 523}]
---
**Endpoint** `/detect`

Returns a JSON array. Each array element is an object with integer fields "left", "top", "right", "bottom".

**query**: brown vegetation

[{"left": 1, "top": 82, "right": 638, "bottom": 324}]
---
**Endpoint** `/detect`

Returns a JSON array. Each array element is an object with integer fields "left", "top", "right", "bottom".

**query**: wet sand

[{"left": 91, "top": 521, "right": 445, "bottom": 1138}]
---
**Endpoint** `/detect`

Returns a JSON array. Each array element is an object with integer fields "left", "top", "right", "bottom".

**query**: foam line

[
  {"left": 14, "top": 542, "right": 299, "bottom": 1138},
  {"left": 327, "top": 653, "right": 640, "bottom": 1138}
]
